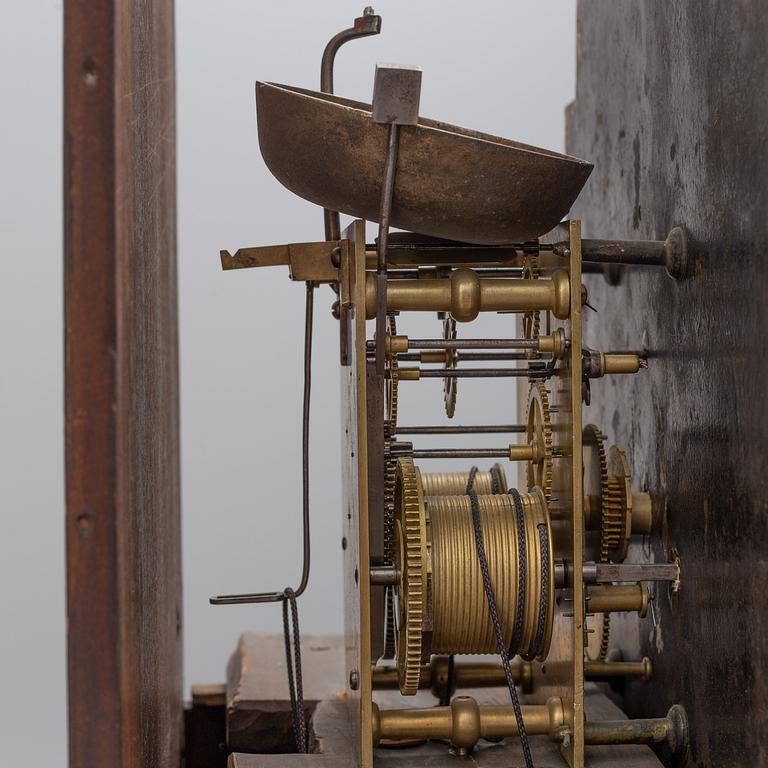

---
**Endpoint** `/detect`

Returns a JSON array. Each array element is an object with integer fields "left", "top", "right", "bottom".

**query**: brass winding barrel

[
  {"left": 426, "top": 488, "right": 554, "bottom": 660},
  {"left": 421, "top": 464, "right": 507, "bottom": 496}
]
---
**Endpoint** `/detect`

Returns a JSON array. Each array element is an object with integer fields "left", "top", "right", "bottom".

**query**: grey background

[{"left": 1, "top": 2, "right": 575, "bottom": 764}]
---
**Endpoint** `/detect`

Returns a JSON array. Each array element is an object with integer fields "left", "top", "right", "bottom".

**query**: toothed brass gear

[
  {"left": 601, "top": 478, "right": 625, "bottom": 559},
  {"left": 526, "top": 382, "right": 554, "bottom": 501},
  {"left": 603, "top": 446, "right": 635, "bottom": 562},
  {"left": 582, "top": 424, "right": 612, "bottom": 660},
  {"left": 383, "top": 459, "right": 397, "bottom": 563},
  {"left": 522, "top": 254, "right": 541, "bottom": 360},
  {"left": 582, "top": 424, "right": 611, "bottom": 562},
  {"left": 382, "top": 452, "right": 397, "bottom": 658},
  {"left": 386, "top": 314, "right": 399, "bottom": 437},
  {"left": 384, "top": 314, "right": 400, "bottom": 562},
  {"left": 394, "top": 457, "right": 428, "bottom": 695},
  {"left": 382, "top": 315, "right": 400, "bottom": 659},
  {"left": 443, "top": 315, "right": 458, "bottom": 417},
  {"left": 599, "top": 613, "right": 611, "bottom": 659},
  {"left": 586, "top": 611, "right": 611, "bottom": 662},
  {"left": 382, "top": 587, "right": 396, "bottom": 660}
]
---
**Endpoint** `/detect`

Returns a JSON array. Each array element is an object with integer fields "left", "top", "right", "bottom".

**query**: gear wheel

[
  {"left": 601, "top": 477, "right": 625, "bottom": 559},
  {"left": 384, "top": 315, "right": 399, "bottom": 527},
  {"left": 386, "top": 314, "right": 399, "bottom": 437},
  {"left": 603, "top": 446, "right": 635, "bottom": 563},
  {"left": 586, "top": 611, "right": 611, "bottom": 662},
  {"left": 382, "top": 314, "right": 400, "bottom": 659},
  {"left": 522, "top": 254, "right": 541, "bottom": 360},
  {"left": 442, "top": 315, "right": 458, "bottom": 418},
  {"left": 526, "top": 382, "right": 554, "bottom": 501},
  {"left": 394, "top": 457, "right": 427, "bottom": 695},
  {"left": 582, "top": 424, "right": 612, "bottom": 661},
  {"left": 582, "top": 425, "right": 612, "bottom": 563}
]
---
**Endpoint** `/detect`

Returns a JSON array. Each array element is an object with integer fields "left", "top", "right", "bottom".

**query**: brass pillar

[{"left": 365, "top": 268, "right": 571, "bottom": 321}]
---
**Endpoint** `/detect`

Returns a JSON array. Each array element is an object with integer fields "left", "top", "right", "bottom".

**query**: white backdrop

[{"left": 1, "top": 2, "right": 575, "bottom": 765}]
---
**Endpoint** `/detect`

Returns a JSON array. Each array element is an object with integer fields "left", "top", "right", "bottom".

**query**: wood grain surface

[
  {"left": 569, "top": 3, "right": 768, "bottom": 766},
  {"left": 226, "top": 634, "right": 347, "bottom": 753},
  {"left": 64, "top": 1, "right": 182, "bottom": 767}
]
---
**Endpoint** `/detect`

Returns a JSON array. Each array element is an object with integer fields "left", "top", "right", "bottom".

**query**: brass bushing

[
  {"left": 537, "top": 329, "right": 566, "bottom": 358},
  {"left": 587, "top": 583, "right": 650, "bottom": 617},
  {"left": 601, "top": 353, "right": 641, "bottom": 375},
  {"left": 631, "top": 491, "right": 653, "bottom": 534}
]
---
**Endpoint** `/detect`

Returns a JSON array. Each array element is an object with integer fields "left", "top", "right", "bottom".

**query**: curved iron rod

[
  {"left": 210, "top": 284, "right": 315, "bottom": 605},
  {"left": 321, "top": 8, "right": 382, "bottom": 241}
]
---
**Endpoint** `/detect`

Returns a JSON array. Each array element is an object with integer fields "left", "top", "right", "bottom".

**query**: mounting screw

[
  {"left": 349, "top": 670, "right": 360, "bottom": 690},
  {"left": 664, "top": 226, "right": 689, "bottom": 280},
  {"left": 666, "top": 704, "right": 690, "bottom": 760},
  {"left": 341, "top": 536, "right": 347, "bottom": 550},
  {"left": 331, "top": 300, "right": 341, "bottom": 320}
]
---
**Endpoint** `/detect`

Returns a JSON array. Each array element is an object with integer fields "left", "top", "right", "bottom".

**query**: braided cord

[
  {"left": 466, "top": 469, "right": 534, "bottom": 768},
  {"left": 509, "top": 487, "right": 528, "bottom": 654},
  {"left": 282, "top": 588, "right": 307, "bottom": 752},
  {"left": 490, "top": 464, "right": 502, "bottom": 495},
  {"left": 530, "top": 523, "right": 549, "bottom": 660}
]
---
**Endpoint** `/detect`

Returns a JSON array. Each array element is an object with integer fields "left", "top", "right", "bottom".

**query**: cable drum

[
  {"left": 426, "top": 488, "right": 554, "bottom": 660},
  {"left": 421, "top": 464, "right": 507, "bottom": 497}
]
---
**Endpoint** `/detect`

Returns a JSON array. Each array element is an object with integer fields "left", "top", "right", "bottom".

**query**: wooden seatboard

[{"left": 226, "top": 634, "right": 347, "bottom": 753}]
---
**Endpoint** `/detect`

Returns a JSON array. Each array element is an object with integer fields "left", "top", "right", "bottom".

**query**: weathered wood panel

[
  {"left": 226, "top": 634, "right": 346, "bottom": 753},
  {"left": 64, "top": 1, "right": 182, "bottom": 767},
  {"left": 569, "top": 3, "right": 768, "bottom": 766},
  {"left": 185, "top": 685, "right": 228, "bottom": 768}
]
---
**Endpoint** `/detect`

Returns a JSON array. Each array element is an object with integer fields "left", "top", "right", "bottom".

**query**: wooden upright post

[{"left": 64, "top": 2, "right": 182, "bottom": 767}]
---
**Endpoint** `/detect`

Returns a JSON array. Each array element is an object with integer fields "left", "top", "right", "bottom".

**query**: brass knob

[{"left": 372, "top": 696, "right": 566, "bottom": 748}]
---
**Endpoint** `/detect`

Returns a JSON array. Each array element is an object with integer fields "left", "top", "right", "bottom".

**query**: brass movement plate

[
  {"left": 522, "top": 221, "right": 585, "bottom": 767},
  {"left": 340, "top": 219, "right": 373, "bottom": 768}
]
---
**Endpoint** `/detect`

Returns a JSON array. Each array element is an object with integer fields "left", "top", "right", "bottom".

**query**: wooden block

[
  {"left": 185, "top": 700, "right": 227, "bottom": 768},
  {"left": 226, "top": 634, "right": 346, "bottom": 753},
  {"left": 193, "top": 683, "right": 228, "bottom": 708}
]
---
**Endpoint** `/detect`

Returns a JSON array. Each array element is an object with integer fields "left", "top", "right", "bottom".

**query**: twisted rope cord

[
  {"left": 282, "top": 588, "right": 307, "bottom": 752},
  {"left": 490, "top": 464, "right": 502, "bottom": 495},
  {"left": 530, "top": 523, "right": 549, "bottom": 660},
  {"left": 509, "top": 487, "right": 528, "bottom": 655},
  {"left": 466, "top": 468, "right": 534, "bottom": 768}
]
